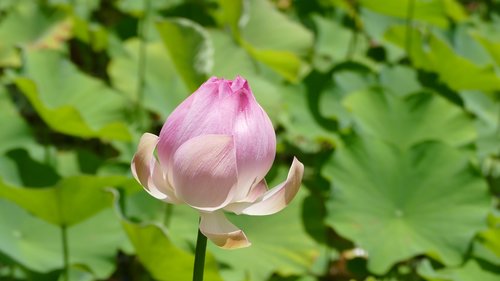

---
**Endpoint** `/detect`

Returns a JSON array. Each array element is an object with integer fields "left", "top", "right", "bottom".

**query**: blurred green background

[{"left": 0, "top": 0, "right": 499, "bottom": 280}]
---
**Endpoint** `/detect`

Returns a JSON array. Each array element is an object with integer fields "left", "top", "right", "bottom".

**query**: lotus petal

[
  {"left": 131, "top": 133, "right": 179, "bottom": 203},
  {"left": 225, "top": 158, "right": 304, "bottom": 216},
  {"left": 171, "top": 134, "right": 238, "bottom": 211},
  {"left": 199, "top": 211, "right": 250, "bottom": 249}
]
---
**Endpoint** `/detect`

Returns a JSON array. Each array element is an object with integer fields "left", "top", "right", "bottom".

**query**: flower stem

[
  {"left": 192, "top": 222, "right": 207, "bottom": 281},
  {"left": 405, "top": 0, "right": 416, "bottom": 55},
  {"left": 61, "top": 224, "right": 69, "bottom": 281},
  {"left": 163, "top": 203, "right": 172, "bottom": 227},
  {"left": 135, "top": 0, "right": 151, "bottom": 130}
]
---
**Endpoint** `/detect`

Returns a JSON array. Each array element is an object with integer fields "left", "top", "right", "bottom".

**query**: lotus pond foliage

[{"left": 0, "top": 0, "right": 498, "bottom": 281}]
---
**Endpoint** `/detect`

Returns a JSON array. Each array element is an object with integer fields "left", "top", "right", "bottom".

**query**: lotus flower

[{"left": 131, "top": 76, "right": 304, "bottom": 249}]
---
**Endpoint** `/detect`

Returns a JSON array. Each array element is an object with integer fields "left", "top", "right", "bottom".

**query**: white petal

[
  {"left": 131, "top": 133, "right": 179, "bottom": 203},
  {"left": 225, "top": 158, "right": 304, "bottom": 216},
  {"left": 199, "top": 211, "right": 251, "bottom": 249},
  {"left": 242, "top": 179, "right": 268, "bottom": 202}
]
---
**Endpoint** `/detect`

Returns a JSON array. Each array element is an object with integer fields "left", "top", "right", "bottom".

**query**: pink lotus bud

[{"left": 131, "top": 76, "right": 304, "bottom": 249}]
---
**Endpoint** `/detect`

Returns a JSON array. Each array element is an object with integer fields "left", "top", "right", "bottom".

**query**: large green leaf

[
  {"left": 470, "top": 18, "right": 500, "bottom": 67},
  {"left": 0, "top": 199, "right": 62, "bottom": 272},
  {"left": 48, "top": 0, "right": 101, "bottom": 19},
  {"left": 460, "top": 92, "right": 500, "bottom": 160},
  {"left": 244, "top": 46, "right": 309, "bottom": 83},
  {"left": 68, "top": 207, "right": 132, "bottom": 278},
  {"left": 318, "top": 68, "right": 377, "bottom": 131},
  {"left": 15, "top": 50, "right": 131, "bottom": 140},
  {"left": 0, "top": 87, "right": 41, "bottom": 156},
  {"left": 417, "top": 212, "right": 500, "bottom": 281},
  {"left": 453, "top": 26, "right": 493, "bottom": 66},
  {"left": 360, "top": 0, "right": 466, "bottom": 28},
  {"left": 343, "top": 89, "right": 476, "bottom": 149},
  {"left": 209, "top": 29, "right": 256, "bottom": 78},
  {"left": 474, "top": 34, "right": 500, "bottom": 67},
  {"left": 211, "top": 0, "right": 246, "bottom": 39},
  {"left": 280, "top": 83, "right": 339, "bottom": 153},
  {"left": 156, "top": 18, "right": 212, "bottom": 91},
  {"left": 72, "top": 18, "right": 109, "bottom": 52},
  {"left": 122, "top": 220, "right": 223, "bottom": 281},
  {"left": 0, "top": 175, "right": 129, "bottom": 226},
  {"left": 0, "top": 0, "right": 19, "bottom": 11},
  {"left": 108, "top": 38, "right": 189, "bottom": 119},
  {"left": 471, "top": 211, "right": 500, "bottom": 266},
  {"left": 0, "top": 149, "right": 60, "bottom": 187},
  {"left": 0, "top": 1, "right": 72, "bottom": 67},
  {"left": 385, "top": 26, "right": 500, "bottom": 92},
  {"left": 115, "top": 0, "right": 182, "bottom": 16},
  {"left": 0, "top": 199, "right": 130, "bottom": 278},
  {"left": 239, "top": 0, "right": 313, "bottom": 82},
  {"left": 418, "top": 258, "right": 499, "bottom": 281},
  {"left": 324, "top": 139, "right": 490, "bottom": 274},
  {"left": 241, "top": 0, "right": 312, "bottom": 56},
  {"left": 311, "top": 15, "right": 368, "bottom": 72},
  {"left": 379, "top": 65, "right": 422, "bottom": 97}
]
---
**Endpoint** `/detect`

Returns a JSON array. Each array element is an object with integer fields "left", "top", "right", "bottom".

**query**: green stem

[
  {"left": 495, "top": 101, "right": 500, "bottom": 135},
  {"left": 61, "top": 224, "right": 69, "bottom": 281},
  {"left": 8, "top": 264, "right": 14, "bottom": 280},
  {"left": 163, "top": 203, "right": 172, "bottom": 227},
  {"left": 135, "top": 0, "right": 151, "bottom": 129},
  {"left": 405, "top": 0, "right": 416, "bottom": 55},
  {"left": 192, "top": 222, "right": 207, "bottom": 281},
  {"left": 345, "top": 4, "right": 360, "bottom": 60},
  {"left": 496, "top": 101, "right": 500, "bottom": 155},
  {"left": 346, "top": 29, "right": 358, "bottom": 60}
]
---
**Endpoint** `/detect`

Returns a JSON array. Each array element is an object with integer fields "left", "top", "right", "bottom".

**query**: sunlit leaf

[
  {"left": 239, "top": 0, "right": 313, "bottom": 81},
  {"left": 48, "top": 0, "right": 101, "bottom": 19},
  {"left": 0, "top": 1, "right": 72, "bottom": 67},
  {"left": 0, "top": 175, "right": 129, "bottom": 226},
  {"left": 108, "top": 38, "right": 189, "bottom": 119},
  {"left": 115, "top": 0, "right": 182, "bottom": 17},
  {"left": 474, "top": 212, "right": 500, "bottom": 265},
  {"left": 241, "top": 0, "right": 312, "bottom": 56},
  {"left": 0, "top": 87, "right": 41, "bottom": 156},
  {"left": 244, "top": 46, "right": 309, "bottom": 83},
  {"left": 72, "top": 19, "right": 108, "bottom": 52},
  {"left": 15, "top": 50, "right": 131, "bottom": 140},
  {"left": 211, "top": 0, "right": 247, "bottom": 38},
  {"left": 385, "top": 26, "right": 500, "bottom": 92},
  {"left": 156, "top": 18, "right": 213, "bottom": 91},
  {"left": 360, "top": 0, "right": 466, "bottom": 28},
  {"left": 122, "top": 221, "right": 223, "bottom": 281}
]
